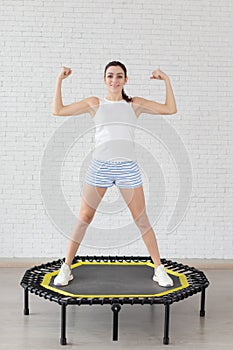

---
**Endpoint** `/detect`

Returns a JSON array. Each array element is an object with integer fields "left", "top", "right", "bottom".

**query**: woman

[{"left": 52, "top": 60, "right": 177, "bottom": 287}]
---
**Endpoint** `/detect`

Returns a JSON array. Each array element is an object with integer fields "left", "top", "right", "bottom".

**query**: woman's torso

[{"left": 90, "top": 97, "right": 139, "bottom": 162}]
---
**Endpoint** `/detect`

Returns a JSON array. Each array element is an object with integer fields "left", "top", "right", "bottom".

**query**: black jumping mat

[{"left": 50, "top": 264, "right": 181, "bottom": 296}]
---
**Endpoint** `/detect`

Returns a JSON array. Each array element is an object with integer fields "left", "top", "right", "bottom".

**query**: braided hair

[{"left": 104, "top": 60, "right": 132, "bottom": 103}]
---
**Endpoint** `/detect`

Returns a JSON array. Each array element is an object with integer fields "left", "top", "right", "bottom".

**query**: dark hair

[{"left": 104, "top": 60, "right": 132, "bottom": 102}]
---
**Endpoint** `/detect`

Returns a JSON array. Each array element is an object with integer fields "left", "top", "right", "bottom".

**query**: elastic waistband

[{"left": 92, "top": 158, "right": 137, "bottom": 164}]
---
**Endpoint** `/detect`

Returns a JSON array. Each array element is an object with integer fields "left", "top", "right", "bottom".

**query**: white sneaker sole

[
  {"left": 54, "top": 274, "right": 74, "bottom": 286},
  {"left": 153, "top": 274, "right": 173, "bottom": 287}
]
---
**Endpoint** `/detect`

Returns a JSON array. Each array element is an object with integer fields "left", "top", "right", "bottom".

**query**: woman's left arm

[
  {"left": 134, "top": 69, "right": 177, "bottom": 115},
  {"left": 163, "top": 76, "right": 177, "bottom": 114}
]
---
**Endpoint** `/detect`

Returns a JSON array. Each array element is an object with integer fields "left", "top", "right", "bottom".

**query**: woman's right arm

[
  {"left": 52, "top": 67, "right": 96, "bottom": 117},
  {"left": 52, "top": 76, "right": 64, "bottom": 115}
]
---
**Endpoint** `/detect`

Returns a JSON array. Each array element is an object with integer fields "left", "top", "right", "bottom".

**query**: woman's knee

[
  {"left": 70, "top": 212, "right": 94, "bottom": 244},
  {"left": 134, "top": 211, "right": 152, "bottom": 232},
  {"left": 78, "top": 210, "right": 95, "bottom": 225}
]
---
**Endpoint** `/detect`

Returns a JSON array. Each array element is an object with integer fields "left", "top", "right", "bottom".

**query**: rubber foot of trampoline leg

[
  {"left": 200, "top": 310, "right": 205, "bottom": 317},
  {"left": 163, "top": 337, "right": 169, "bottom": 345},
  {"left": 24, "top": 309, "right": 29, "bottom": 315},
  {"left": 60, "top": 338, "right": 67, "bottom": 345}
]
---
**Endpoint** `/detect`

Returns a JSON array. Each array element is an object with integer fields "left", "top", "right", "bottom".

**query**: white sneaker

[
  {"left": 54, "top": 263, "right": 74, "bottom": 286},
  {"left": 153, "top": 264, "right": 174, "bottom": 287}
]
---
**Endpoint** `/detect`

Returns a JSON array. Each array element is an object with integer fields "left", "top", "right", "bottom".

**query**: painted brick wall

[{"left": 1, "top": 0, "right": 232, "bottom": 258}]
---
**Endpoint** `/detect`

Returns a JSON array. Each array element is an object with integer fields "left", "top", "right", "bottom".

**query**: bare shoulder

[
  {"left": 131, "top": 96, "right": 144, "bottom": 105},
  {"left": 131, "top": 96, "right": 147, "bottom": 109},
  {"left": 85, "top": 96, "right": 100, "bottom": 108},
  {"left": 131, "top": 96, "right": 145, "bottom": 117},
  {"left": 84, "top": 96, "right": 100, "bottom": 117},
  {"left": 82, "top": 96, "right": 100, "bottom": 108}
]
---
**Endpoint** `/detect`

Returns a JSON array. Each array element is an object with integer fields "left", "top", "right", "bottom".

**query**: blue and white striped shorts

[{"left": 85, "top": 159, "right": 143, "bottom": 188}]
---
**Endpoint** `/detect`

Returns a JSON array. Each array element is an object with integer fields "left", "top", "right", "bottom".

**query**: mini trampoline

[{"left": 20, "top": 255, "right": 209, "bottom": 345}]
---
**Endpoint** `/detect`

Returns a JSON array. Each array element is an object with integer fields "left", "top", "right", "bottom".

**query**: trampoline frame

[{"left": 20, "top": 255, "right": 209, "bottom": 345}]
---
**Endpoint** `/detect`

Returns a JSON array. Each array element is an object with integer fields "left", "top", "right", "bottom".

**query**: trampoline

[{"left": 20, "top": 255, "right": 209, "bottom": 345}]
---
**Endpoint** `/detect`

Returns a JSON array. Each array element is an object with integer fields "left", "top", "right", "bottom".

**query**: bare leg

[
  {"left": 65, "top": 183, "right": 107, "bottom": 266},
  {"left": 65, "top": 241, "right": 79, "bottom": 267},
  {"left": 119, "top": 186, "right": 161, "bottom": 268}
]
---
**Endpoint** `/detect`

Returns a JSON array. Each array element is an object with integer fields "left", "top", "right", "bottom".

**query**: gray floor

[{"left": 1, "top": 268, "right": 233, "bottom": 350}]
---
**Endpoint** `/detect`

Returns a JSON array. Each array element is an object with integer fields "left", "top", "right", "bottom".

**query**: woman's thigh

[
  {"left": 79, "top": 183, "right": 108, "bottom": 221},
  {"left": 119, "top": 185, "right": 152, "bottom": 234},
  {"left": 119, "top": 185, "right": 146, "bottom": 219}
]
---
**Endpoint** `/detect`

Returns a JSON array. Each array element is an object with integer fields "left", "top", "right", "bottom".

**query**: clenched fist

[
  {"left": 58, "top": 66, "right": 72, "bottom": 80},
  {"left": 150, "top": 68, "right": 169, "bottom": 81}
]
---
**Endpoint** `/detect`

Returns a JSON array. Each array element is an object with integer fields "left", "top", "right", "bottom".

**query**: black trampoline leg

[
  {"left": 24, "top": 288, "right": 29, "bottom": 315},
  {"left": 200, "top": 287, "right": 206, "bottom": 317},
  {"left": 111, "top": 304, "right": 121, "bottom": 341},
  {"left": 163, "top": 304, "right": 170, "bottom": 345},
  {"left": 60, "top": 304, "right": 67, "bottom": 345}
]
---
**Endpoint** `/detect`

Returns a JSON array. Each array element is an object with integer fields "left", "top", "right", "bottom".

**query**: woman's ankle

[
  {"left": 153, "top": 260, "right": 162, "bottom": 269},
  {"left": 64, "top": 261, "right": 71, "bottom": 267}
]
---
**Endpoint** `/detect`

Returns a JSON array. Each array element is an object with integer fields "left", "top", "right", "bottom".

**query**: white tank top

[{"left": 92, "top": 97, "right": 138, "bottom": 162}]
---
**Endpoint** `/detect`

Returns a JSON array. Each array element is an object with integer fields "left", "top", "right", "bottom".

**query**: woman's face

[{"left": 104, "top": 66, "right": 128, "bottom": 92}]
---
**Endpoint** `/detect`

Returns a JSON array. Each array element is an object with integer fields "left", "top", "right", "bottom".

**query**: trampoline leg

[
  {"left": 24, "top": 288, "right": 29, "bottom": 315},
  {"left": 111, "top": 303, "right": 121, "bottom": 341},
  {"left": 200, "top": 287, "right": 206, "bottom": 317},
  {"left": 163, "top": 304, "right": 170, "bottom": 345},
  {"left": 60, "top": 304, "right": 67, "bottom": 345}
]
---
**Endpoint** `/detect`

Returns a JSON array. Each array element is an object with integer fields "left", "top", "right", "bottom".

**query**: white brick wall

[{"left": 1, "top": 0, "right": 232, "bottom": 258}]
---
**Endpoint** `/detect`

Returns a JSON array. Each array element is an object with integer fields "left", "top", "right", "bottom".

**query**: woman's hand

[
  {"left": 58, "top": 66, "right": 72, "bottom": 80},
  {"left": 150, "top": 68, "right": 169, "bottom": 81}
]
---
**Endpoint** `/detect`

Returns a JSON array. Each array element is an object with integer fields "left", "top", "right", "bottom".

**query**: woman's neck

[{"left": 105, "top": 93, "right": 123, "bottom": 101}]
